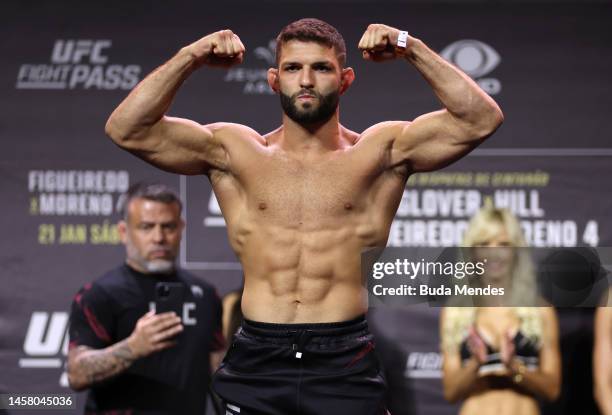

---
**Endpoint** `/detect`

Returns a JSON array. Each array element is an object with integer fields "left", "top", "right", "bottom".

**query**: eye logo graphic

[{"left": 440, "top": 40, "right": 502, "bottom": 95}]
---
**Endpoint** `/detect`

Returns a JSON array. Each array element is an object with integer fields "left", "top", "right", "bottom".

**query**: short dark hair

[
  {"left": 276, "top": 18, "right": 346, "bottom": 67},
  {"left": 117, "top": 182, "right": 182, "bottom": 221}
]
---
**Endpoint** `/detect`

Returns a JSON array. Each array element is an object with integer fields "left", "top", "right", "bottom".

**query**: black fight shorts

[{"left": 211, "top": 315, "right": 387, "bottom": 415}]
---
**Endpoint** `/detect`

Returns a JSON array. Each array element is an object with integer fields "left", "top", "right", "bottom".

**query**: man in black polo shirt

[{"left": 67, "top": 183, "right": 224, "bottom": 415}]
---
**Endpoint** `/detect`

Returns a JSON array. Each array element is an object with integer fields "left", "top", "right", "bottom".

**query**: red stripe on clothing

[
  {"left": 346, "top": 341, "right": 374, "bottom": 368},
  {"left": 83, "top": 305, "right": 112, "bottom": 343}
]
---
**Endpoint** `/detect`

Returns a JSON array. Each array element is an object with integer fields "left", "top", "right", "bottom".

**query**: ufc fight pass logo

[{"left": 16, "top": 39, "right": 141, "bottom": 90}]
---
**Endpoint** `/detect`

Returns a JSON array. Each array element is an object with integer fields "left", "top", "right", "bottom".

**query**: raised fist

[
  {"left": 187, "top": 29, "right": 246, "bottom": 68},
  {"left": 358, "top": 24, "right": 407, "bottom": 62}
]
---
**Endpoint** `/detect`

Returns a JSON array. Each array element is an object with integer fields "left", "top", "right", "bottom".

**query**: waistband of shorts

[{"left": 241, "top": 315, "right": 368, "bottom": 337}]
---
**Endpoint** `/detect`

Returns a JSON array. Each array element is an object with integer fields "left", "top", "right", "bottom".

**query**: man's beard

[
  {"left": 126, "top": 242, "right": 175, "bottom": 274},
  {"left": 280, "top": 89, "right": 340, "bottom": 125},
  {"left": 143, "top": 259, "right": 175, "bottom": 274}
]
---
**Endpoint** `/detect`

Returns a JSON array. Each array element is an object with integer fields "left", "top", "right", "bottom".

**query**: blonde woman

[{"left": 440, "top": 204, "right": 561, "bottom": 415}]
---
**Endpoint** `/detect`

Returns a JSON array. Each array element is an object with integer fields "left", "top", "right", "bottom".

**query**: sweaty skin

[
  {"left": 214, "top": 124, "right": 406, "bottom": 323},
  {"left": 105, "top": 26, "right": 503, "bottom": 323}
]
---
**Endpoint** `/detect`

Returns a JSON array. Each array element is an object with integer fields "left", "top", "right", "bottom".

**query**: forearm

[
  {"left": 105, "top": 47, "right": 198, "bottom": 140},
  {"left": 515, "top": 369, "right": 560, "bottom": 401},
  {"left": 443, "top": 358, "right": 480, "bottom": 402},
  {"left": 404, "top": 37, "right": 503, "bottom": 132},
  {"left": 67, "top": 339, "right": 137, "bottom": 391}
]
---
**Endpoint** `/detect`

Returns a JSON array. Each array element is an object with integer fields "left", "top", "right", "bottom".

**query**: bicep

[
  {"left": 126, "top": 116, "right": 227, "bottom": 175},
  {"left": 392, "top": 109, "right": 487, "bottom": 172}
]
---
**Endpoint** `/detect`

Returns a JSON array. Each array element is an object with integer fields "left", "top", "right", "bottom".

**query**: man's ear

[
  {"left": 267, "top": 68, "right": 279, "bottom": 93},
  {"left": 340, "top": 67, "right": 355, "bottom": 95},
  {"left": 117, "top": 220, "right": 128, "bottom": 244}
]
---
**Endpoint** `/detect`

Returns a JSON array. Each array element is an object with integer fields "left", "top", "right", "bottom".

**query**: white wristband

[{"left": 397, "top": 30, "right": 409, "bottom": 48}]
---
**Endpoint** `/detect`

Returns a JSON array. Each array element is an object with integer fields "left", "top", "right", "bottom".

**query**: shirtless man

[{"left": 105, "top": 18, "right": 503, "bottom": 415}]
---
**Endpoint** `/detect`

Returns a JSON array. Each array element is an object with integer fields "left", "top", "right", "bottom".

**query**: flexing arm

[
  {"left": 359, "top": 25, "right": 503, "bottom": 172},
  {"left": 67, "top": 311, "right": 182, "bottom": 391},
  {"left": 105, "top": 30, "right": 245, "bottom": 174},
  {"left": 595, "top": 306, "right": 612, "bottom": 415}
]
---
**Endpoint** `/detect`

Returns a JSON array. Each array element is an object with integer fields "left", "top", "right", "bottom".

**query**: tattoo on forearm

[{"left": 71, "top": 340, "right": 136, "bottom": 386}]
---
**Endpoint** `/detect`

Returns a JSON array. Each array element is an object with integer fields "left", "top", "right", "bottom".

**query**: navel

[
  {"left": 258, "top": 202, "right": 267, "bottom": 210},
  {"left": 344, "top": 202, "right": 353, "bottom": 210}
]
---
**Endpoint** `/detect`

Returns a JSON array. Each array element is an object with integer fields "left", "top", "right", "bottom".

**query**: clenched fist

[
  {"left": 358, "top": 24, "right": 409, "bottom": 61},
  {"left": 185, "top": 29, "right": 246, "bottom": 68},
  {"left": 126, "top": 310, "right": 183, "bottom": 358}
]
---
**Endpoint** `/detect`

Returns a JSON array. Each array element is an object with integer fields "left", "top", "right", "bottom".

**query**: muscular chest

[{"left": 243, "top": 151, "right": 378, "bottom": 222}]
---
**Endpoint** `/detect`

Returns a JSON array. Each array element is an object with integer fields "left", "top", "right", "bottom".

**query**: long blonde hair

[{"left": 441, "top": 202, "right": 542, "bottom": 351}]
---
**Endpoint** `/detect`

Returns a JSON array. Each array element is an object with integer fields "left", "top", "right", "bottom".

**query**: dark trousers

[{"left": 212, "top": 316, "right": 388, "bottom": 415}]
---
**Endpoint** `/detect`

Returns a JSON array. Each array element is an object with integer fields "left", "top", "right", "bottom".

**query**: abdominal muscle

[
  {"left": 460, "top": 388, "right": 539, "bottom": 415},
  {"left": 233, "top": 218, "right": 378, "bottom": 324}
]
